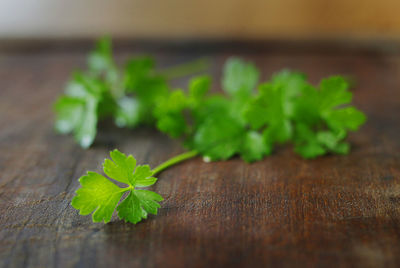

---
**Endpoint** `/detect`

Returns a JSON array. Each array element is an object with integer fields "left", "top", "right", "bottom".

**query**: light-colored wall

[{"left": 1, "top": 0, "right": 400, "bottom": 39}]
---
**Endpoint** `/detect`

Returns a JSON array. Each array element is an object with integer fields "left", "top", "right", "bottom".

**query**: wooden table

[{"left": 0, "top": 41, "right": 399, "bottom": 268}]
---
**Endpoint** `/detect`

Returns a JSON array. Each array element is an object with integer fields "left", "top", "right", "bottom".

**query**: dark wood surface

[{"left": 0, "top": 42, "right": 399, "bottom": 268}]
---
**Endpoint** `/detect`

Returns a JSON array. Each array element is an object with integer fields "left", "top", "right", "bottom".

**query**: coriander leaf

[
  {"left": 53, "top": 96, "right": 85, "bottom": 134},
  {"left": 292, "top": 75, "right": 366, "bottom": 158},
  {"left": 123, "top": 56, "right": 155, "bottom": 90},
  {"left": 262, "top": 119, "right": 292, "bottom": 145},
  {"left": 74, "top": 96, "right": 99, "bottom": 148},
  {"left": 222, "top": 57, "right": 259, "bottom": 99},
  {"left": 295, "top": 142, "right": 326, "bottom": 159},
  {"left": 271, "top": 70, "right": 308, "bottom": 116},
  {"left": 153, "top": 89, "right": 188, "bottom": 138},
  {"left": 123, "top": 56, "right": 169, "bottom": 102},
  {"left": 55, "top": 72, "right": 116, "bottom": 148},
  {"left": 87, "top": 36, "right": 119, "bottom": 89},
  {"left": 88, "top": 36, "right": 113, "bottom": 74},
  {"left": 71, "top": 171, "right": 124, "bottom": 223},
  {"left": 291, "top": 84, "right": 320, "bottom": 125},
  {"left": 318, "top": 76, "right": 352, "bottom": 111},
  {"left": 188, "top": 75, "right": 211, "bottom": 106},
  {"left": 124, "top": 57, "right": 170, "bottom": 125},
  {"left": 54, "top": 93, "right": 99, "bottom": 148},
  {"left": 240, "top": 131, "right": 271, "bottom": 163},
  {"left": 192, "top": 113, "right": 245, "bottom": 161},
  {"left": 117, "top": 190, "right": 163, "bottom": 224},
  {"left": 114, "top": 96, "right": 141, "bottom": 128},
  {"left": 323, "top": 106, "right": 366, "bottom": 132},
  {"left": 316, "top": 131, "right": 349, "bottom": 154},
  {"left": 244, "top": 81, "right": 294, "bottom": 145},
  {"left": 191, "top": 95, "right": 231, "bottom": 128},
  {"left": 131, "top": 165, "right": 157, "bottom": 187},
  {"left": 116, "top": 191, "right": 143, "bottom": 224},
  {"left": 134, "top": 190, "right": 163, "bottom": 215},
  {"left": 293, "top": 123, "right": 326, "bottom": 159},
  {"left": 71, "top": 149, "right": 163, "bottom": 224},
  {"left": 103, "top": 149, "right": 136, "bottom": 184}
]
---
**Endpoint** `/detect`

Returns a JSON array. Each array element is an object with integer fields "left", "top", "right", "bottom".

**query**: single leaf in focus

[
  {"left": 117, "top": 190, "right": 163, "bottom": 224},
  {"left": 134, "top": 190, "right": 163, "bottom": 215},
  {"left": 116, "top": 192, "right": 144, "bottom": 224},
  {"left": 103, "top": 149, "right": 136, "bottom": 184},
  {"left": 71, "top": 171, "right": 124, "bottom": 223},
  {"left": 131, "top": 165, "right": 157, "bottom": 187},
  {"left": 71, "top": 149, "right": 163, "bottom": 224}
]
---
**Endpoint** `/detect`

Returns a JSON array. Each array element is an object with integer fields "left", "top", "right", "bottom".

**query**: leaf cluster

[
  {"left": 55, "top": 38, "right": 366, "bottom": 160},
  {"left": 152, "top": 59, "right": 366, "bottom": 161}
]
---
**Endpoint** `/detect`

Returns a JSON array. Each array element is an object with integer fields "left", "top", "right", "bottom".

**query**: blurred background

[{"left": 1, "top": 0, "right": 400, "bottom": 41}]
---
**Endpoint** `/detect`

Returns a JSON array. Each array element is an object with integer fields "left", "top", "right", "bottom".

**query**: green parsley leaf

[
  {"left": 131, "top": 165, "right": 157, "bottom": 187},
  {"left": 293, "top": 123, "right": 326, "bottom": 159},
  {"left": 114, "top": 96, "right": 141, "bottom": 128},
  {"left": 103, "top": 149, "right": 136, "bottom": 184},
  {"left": 54, "top": 93, "right": 99, "bottom": 148},
  {"left": 56, "top": 39, "right": 368, "bottom": 166},
  {"left": 244, "top": 78, "right": 295, "bottom": 146},
  {"left": 117, "top": 190, "right": 163, "bottom": 224},
  {"left": 192, "top": 113, "right": 245, "bottom": 161},
  {"left": 222, "top": 57, "right": 259, "bottom": 100},
  {"left": 54, "top": 72, "right": 115, "bottom": 148},
  {"left": 87, "top": 37, "right": 120, "bottom": 90},
  {"left": 153, "top": 89, "right": 188, "bottom": 138},
  {"left": 123, "top": 57, "right": 169, "bottom": 125},
  {"left": 292, "top": 76, "right": 366, "bottom": 158},
  {"left": 188, "top": 75, "right": 211, "bottom": 108},
  {"left": 71, "top": 171, "right": 124, "bottom": 223},
  {"left": 71, "top": 149, "right": 163, "bottom": 224},
  {"left": 240, "top": 131, "right": 271, "bottom": 163}
]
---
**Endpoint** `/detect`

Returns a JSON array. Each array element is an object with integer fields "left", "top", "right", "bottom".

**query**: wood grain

[{"left": 0, "top": 42, "right": 400, "bottom": 267}]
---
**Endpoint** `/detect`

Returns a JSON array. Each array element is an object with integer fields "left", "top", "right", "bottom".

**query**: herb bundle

[{"left": 54, "top": 38, "right": 366, "bottom": 223}]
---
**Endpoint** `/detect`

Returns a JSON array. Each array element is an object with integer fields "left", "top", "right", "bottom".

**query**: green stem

[
  {"left": 152, "top": 150, "right": 198, "bottom": 176},
  {"left": 158, "top": 58, "right": 210, "bottom": 80},
  {"left": 118, "top": 186, "right": 133, "bottom": 193}
]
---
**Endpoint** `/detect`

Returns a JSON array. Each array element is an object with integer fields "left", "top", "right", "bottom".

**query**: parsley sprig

[
  {"left": 72, "top": 149, "right": 197, "bottom": 223},
  {"left": 58, "top": 38, "right": 367, "bottom": 224}
]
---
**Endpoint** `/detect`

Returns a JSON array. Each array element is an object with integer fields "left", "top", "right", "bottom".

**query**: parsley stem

[
  {"left": 152, "top": 150, "right": 198, "bottom": 176},
  {"left": 158, "top": 58, "right": 210, "bottom": 80},
  {"left": 119, "top": 186, "right": 132, "bottom": 193}
]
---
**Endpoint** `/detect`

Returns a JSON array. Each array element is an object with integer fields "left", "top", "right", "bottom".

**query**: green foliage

[
  {"left": 54, "top": 38, "right": 366, "bottom": 160},
  {"left": 63, "top": 38, "right": 367, "bottom": 224},
  {"left": 71, "top": 149, "right": 162, "bottom": 223},
  {"left": 222, "top": 57, "right": 259, "bottom": 100},
  {"left": 53, "top": 72, "right": 115, "bottom": 148},
  {"left": 292, "top": 76, "right": 366, "bottom": 158}
]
